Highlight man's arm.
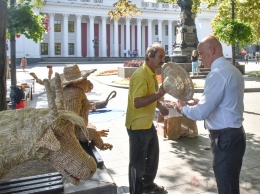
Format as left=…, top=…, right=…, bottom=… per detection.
left=134, top=85, right=166, bottom=109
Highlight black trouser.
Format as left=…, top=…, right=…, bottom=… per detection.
left=127, top=124, right=159, bottom=194
left=209, top=126, right=246, bottom=194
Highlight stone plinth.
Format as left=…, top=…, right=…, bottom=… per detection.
left=118, top=67, right=138, bottom=78
left=176, top=63, right=192, bottom=73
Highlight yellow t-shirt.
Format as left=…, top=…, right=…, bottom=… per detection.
left=125, top=62, right=158, bottom=130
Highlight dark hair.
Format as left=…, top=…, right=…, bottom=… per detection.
left=145, top=42, right=164, bottom=62
left=10, top=87, right=24, bottom=103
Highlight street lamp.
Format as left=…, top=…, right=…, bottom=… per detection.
left=92, top=36, right=99, bottom=57
left=92, top=36, right=100, bottom=48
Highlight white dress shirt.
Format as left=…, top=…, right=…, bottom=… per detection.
left=182, top=57, right=244, bottom=130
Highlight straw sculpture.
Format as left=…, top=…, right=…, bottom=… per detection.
left=29, top=67, right=113, bottom=110
left=161, top=100, right=198, bottom=139
left=61, top=64, right=113, bottom=150
left=29, top=67, right=96, bottom=91
left=0, top=77, right=97, bottom=185
left=30, top=65, right=113, bottom=149
left=90, top=91, right=117, bottom=111
left=162, top=62, right=194, bottom=101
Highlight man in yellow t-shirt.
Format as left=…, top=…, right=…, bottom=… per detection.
left=125, top=43, right=169, bottom=194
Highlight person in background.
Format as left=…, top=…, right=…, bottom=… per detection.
left=20, top=57, right=27, bottom=72
left=175, top=36, right=246, bottom=194
left=125, top=42, right=169, bottom=194
left=191, top=49, right=199, bottom=76
left=255, top=53, right=259, bottom=64
left=244, top=53, right=249, bottom=64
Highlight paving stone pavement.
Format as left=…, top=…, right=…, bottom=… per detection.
left=11, top=62, right=260, bottom=194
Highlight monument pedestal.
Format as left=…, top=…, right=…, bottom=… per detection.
left=172, top=0, right=198, bottom=63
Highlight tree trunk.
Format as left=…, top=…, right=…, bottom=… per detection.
left=0, top=0, right=8, bottom=111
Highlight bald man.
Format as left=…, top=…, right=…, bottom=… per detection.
left=176, top=36, right=246, bottom=194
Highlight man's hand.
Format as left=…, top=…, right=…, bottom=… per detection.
left=157, top=85, right=167, bottom=99
left=187, top=98, right=199, bottom=106
left=157, top=101, right=169, bottom=116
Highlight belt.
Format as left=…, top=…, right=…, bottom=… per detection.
left=209, top=127, right=242, bottom=134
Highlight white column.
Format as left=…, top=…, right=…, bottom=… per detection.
left=142, top=24, right=146, bottom=57
left=168, top=20, right=173, bottom=56
left=137, top=18, right=142, bottom=58
left=76, top=15, right=82, bottom=57
left=148, top=19, right=153, bottom=46
left=48, top=13, right=55, bottom=57
left=114, top=20, right=119, bottom=57
left=121, top=23, right=124, bottom=57
left=101, top=16, right=107, bottom=57
left=89, top=15, right=95, bottom=57
left=126, top=18, right=130, bottom=57
left=131, top=23, right=135, bottom=50
left=63, top=14, right=69, bottom=57
left=158, top=19, right=163, bottom=44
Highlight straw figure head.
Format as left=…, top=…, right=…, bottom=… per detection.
left=62, top=64, right=96, bottom=87
left=162, top=62, right=194, bottom=101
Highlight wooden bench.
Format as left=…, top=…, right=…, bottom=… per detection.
left=0, top=172, right=64, bottom=194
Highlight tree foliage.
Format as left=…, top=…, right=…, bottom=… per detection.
left=108, top=0, right=141, bottom=22
left=157, top=0, right=257, bottom=45
left=7, top=2, right=47, bottom=42
left=192, top=0, right=258, bottom=44
left=213, top=19, right=252, bottom=47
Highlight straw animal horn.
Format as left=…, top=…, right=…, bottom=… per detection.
left=54, top=73, right=65, bottom=110
left=43, top=79, right=59, bottom=118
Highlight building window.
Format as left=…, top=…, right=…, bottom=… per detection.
left=155, top=25, right=158, bottom=35
left=41, top=43, right=48, bottom=55
left=69, top=43, right=75, bottom=55
left=55, top=43, right=61, bottom=55
left=54, top=20, right=61, bottom=32
left=68, top=21, right=74, bottom=32
left=165, top=25, right=168, bottom=36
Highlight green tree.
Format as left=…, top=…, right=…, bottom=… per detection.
left=7, top=2, right=47, bottom=43
left=0, top=0, right=46, bottom=111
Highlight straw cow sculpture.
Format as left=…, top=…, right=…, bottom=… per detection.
left=0, top=75, right=111, bottom=185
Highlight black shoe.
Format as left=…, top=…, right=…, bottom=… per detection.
left=143, top=183, right=168, bottom=194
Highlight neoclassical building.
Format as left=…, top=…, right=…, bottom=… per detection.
left=13, top=0, right=232, bottom=60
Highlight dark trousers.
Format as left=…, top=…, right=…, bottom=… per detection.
left=209, top=126, right=246, bottom=194
left=127, top=124, right=159, bottom=194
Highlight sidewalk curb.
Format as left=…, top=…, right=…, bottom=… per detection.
left=91, top=76, right=260, bottom=93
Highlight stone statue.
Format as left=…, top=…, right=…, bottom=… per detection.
left=177, top=0, right=192, bottom=12
left=172, top=0, right=198, bottom=62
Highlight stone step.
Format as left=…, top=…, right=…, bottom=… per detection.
left=199, top=68, right=211, bottom=72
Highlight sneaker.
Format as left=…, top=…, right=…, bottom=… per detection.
left=143, top=183, right=168, bottom=194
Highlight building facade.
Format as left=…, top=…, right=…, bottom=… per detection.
left=13, top=0, right=232, bottom=60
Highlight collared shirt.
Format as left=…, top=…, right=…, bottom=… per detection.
left=125, top=62, right=158, bottom=130
left=183, top=57, right=244, bottom=130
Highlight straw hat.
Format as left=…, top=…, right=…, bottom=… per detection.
left=62, top=64, right=96, bottom=87
left=161, top=62, right=194, bottom=101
